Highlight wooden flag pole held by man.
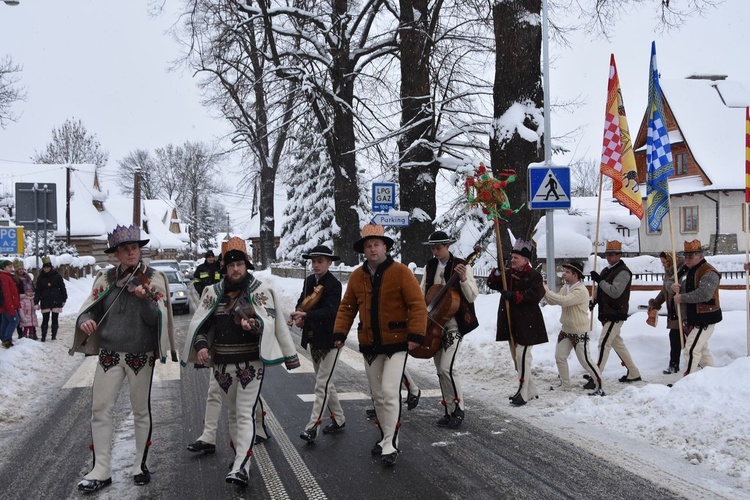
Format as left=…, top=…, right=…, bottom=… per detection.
left=592, top=54, right=644, bottom=328
left=645, top=41, right=683, bottom=346
left=745, top=107, right=750, bottom=355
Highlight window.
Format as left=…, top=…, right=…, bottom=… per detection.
left=681, top=206, right=699, bottom=233
left=675, top=153, right=688, bottom=175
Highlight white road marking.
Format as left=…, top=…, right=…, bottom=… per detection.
left=297, top=389, right=441, bottom=403
left=261, top=398, right=326, bottom=499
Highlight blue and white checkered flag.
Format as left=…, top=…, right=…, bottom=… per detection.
left=646, top=42, right=674, bottom=232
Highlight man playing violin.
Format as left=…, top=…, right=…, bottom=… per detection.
left=73, top=225, right=177, bottom=493
left=420, top=231, right=479, bottom=429
left=183, top=237, right=300, bottom=488
left=291, top=245, right=345, bottom=443
left=333, top=223, right=426, bottom=467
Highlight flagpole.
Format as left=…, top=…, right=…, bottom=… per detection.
left=493, top=219, right=517, bottom=370
left=590, top=174, right=604, bottom=330
left=666, top=196, right=684, bottom=350
left=745, top=203, right=750, bottom=356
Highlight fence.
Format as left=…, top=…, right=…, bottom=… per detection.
left=271, top=264, right=748, bottom=292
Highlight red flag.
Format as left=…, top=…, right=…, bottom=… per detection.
left=601, top=54, right=644, bottom=219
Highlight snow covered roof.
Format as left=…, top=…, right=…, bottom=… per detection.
left=105, top=197, right=187, bottom=252
left=0, top=163, right=109, bottom=237
left=660, top=78, right=750, bottom=192
left=535, top=196, right=641, bottom=258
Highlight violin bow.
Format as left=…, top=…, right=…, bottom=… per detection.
left=68, top=262, right=143, bottom=355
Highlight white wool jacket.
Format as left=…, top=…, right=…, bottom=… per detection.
left=544, top=281, right=590, bottom=335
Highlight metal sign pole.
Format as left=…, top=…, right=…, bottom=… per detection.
left=33, top=184, right=39, bottom=269
left=42, top=184, right=49, bottom=256
left=542, top=0, right=556, bottom=291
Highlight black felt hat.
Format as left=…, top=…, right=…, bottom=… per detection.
left=302, top=245, right=340, bottom=261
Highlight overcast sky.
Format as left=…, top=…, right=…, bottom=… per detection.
left=1, top=0, right=748, bottom=207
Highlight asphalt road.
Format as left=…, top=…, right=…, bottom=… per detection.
left=0, top=301, right=685, bottom=500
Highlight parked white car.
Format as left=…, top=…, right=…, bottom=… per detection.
left=149, top=259, right=181, bottom=273
left=162, top=269, right=190, bottom=314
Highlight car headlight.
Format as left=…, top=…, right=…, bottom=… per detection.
left=175, top=291, right=186, bottom=298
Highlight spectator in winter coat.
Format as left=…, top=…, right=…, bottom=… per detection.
left=0, top=259, right=22, bottom=348
left=34, top=256, right=67, bottom=342
left=14, top=260, right=38, bottom=340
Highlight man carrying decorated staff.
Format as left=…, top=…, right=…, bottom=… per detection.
left=589, top=240, right=641, bottom=383
left=670, top=239, right=722, bottom=376
left=487, top=239, right=548, bottom=406
left=544, top=261, right=604, bottom=396
left=73, top=225, right=177, bottom=493
left=420, top=230, right=478, bottom=428
left=291, top=245, right=345, bottom=443
left=193, top=250, right=221, bottom=297
left=183, top=237, right=300, bottom=487
left=333, top=223, right=427, bottom=467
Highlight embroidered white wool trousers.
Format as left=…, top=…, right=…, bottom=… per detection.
left=305, top=349, right=345, bottom=431
left=365, top=351, right=407, bottom=456
left=597, top=321, right=641, bottom=379
left=434, top=330, right=463, bottom=414
left=86, top=350, right=155, bottom=481
left=217, top=361, right=264, bottom=475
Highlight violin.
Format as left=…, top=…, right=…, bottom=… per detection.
left=123, top=264, right=164, bottom=303
left=287, top=284, right=324, bottom=326
left=410, top=245, right=482, bottom=359
left=232, top=296, right=257, bottom=328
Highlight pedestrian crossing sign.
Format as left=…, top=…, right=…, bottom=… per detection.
left=528, top=166, right=571, bottom=210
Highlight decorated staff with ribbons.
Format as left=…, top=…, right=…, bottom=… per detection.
left=465, top=163, right=521, bottom=366
left=73, top=225, right=177, bottom=493
left=183, top=237, right=300, bottom=487
left=545, top=261, right=604, bottom=396
left=420, top=230, right=478, bottom=428
left=292, top=245, right=346, bottom=443
left=669, top=239, right=722, bottom=376
left=589, top=240, right=641, bottom=383
left=487, top=239, right=548, bottom=406
left=333, top=223, right=426, bottom=467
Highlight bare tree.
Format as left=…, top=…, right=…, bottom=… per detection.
left=0, top=55, right=26, bottom=129
left=570, top=157, right=612, bottom=197
left=251, top=0, right=398, bottom=265
left=116, top=149, right=162, bottom=199
left=176, top=0, right=298, bottom=268
left=32, top=118, right=109, bottom=168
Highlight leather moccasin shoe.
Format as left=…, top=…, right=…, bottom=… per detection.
left=381, top=452, right=398, bottom=466
left=134, top=467, right=150, bottom=486
left=299, top=428, right=316, bottom=443
left=406, top=389, right=421, bottom=410
left=322, top=420, right=345, bottom=434
left=225, top=469, right=248, bottom=487
left=77, top=478, right=112, bottom=493
left=187, top=440, right=216, bottom=453
left=436, top=414, right=451, bottom=427
left=618, top=375, right=642, bottom=383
